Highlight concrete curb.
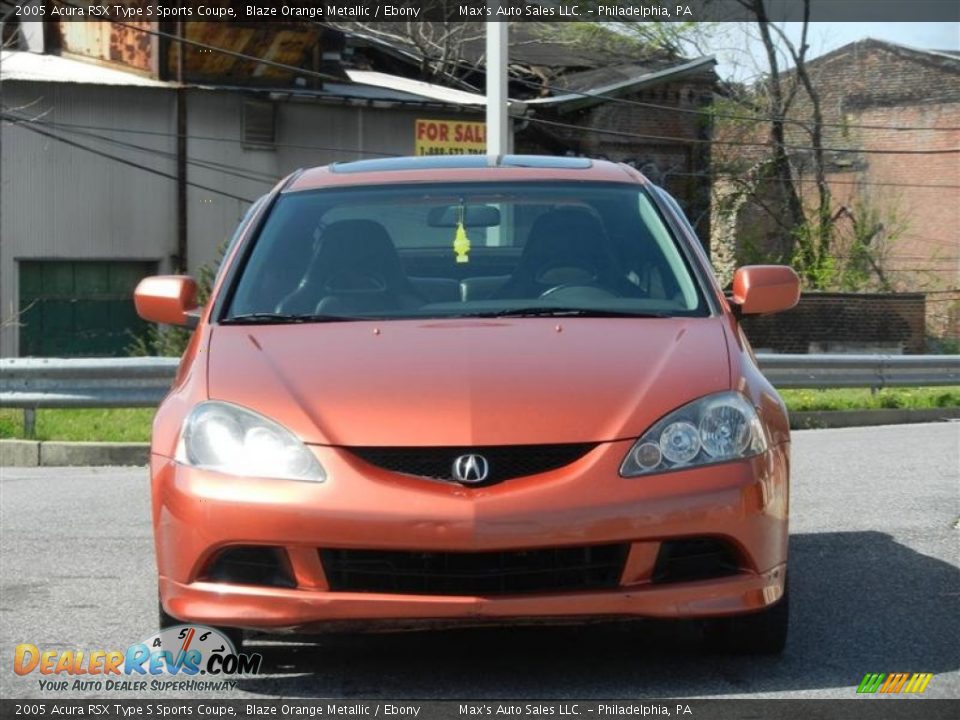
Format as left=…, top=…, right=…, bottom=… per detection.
left=1, top=440, right=148, bottom=467
left=790, top=407, right=960, bottom=429
left=0, top=439, right=40, bottom=467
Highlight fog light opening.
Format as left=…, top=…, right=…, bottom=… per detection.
left=200, top=546, right=296, bottom=588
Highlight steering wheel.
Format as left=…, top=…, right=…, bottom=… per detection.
left=538, top=284, right=620, bottom=300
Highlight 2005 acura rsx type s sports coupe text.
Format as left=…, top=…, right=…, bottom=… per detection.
left=135, top=155, right=800, bottom=654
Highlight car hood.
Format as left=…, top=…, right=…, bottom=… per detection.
left=207, top=317, right=731, bottom=446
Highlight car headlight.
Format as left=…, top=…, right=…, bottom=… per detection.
left=620, top=392, right=767, bottom=477
left=175, top=401, right=326, bottom=482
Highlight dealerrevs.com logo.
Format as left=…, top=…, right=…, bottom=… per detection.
left=13, top=625, right=262, bottom=692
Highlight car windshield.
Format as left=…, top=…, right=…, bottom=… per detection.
left=224, top=181, right=710, bottom=322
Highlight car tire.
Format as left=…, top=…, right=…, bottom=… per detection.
left=702, top=582, right=789, bottom=655
left=157, top=597, right=245, bottom=652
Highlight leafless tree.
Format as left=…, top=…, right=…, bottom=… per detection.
left=321, top=3, right=488, bottom=88
left=720, top=0, right=841, bottom=287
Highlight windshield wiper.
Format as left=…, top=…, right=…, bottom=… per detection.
left=220, top=312, right=356, bottom=325
left=467, top=307, right=669, bottom=319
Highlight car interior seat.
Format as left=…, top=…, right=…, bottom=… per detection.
left=493, top=207, right=625, bottom=299
left=277, top=219, right=424, bottom=315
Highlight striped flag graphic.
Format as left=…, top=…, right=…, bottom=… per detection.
left=857, top=672, right=932, bottom=694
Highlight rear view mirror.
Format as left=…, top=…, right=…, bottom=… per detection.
left=730, top=265, right=800, bottom=315
left=134, top=275, right=200, bottom=327
left=428, top=205, right=501, bottom=227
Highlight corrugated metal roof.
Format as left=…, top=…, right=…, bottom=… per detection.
left=0, top=51, right=487, bottom=108
left=0, top=51, right=174, bottom=88
left=524, top=57, right=716, bottom=113
left=339, top=22, right=669, bottom=71
left=2, top=49, right=712, bottom=113
left=345, top=70, right=487, bottom=106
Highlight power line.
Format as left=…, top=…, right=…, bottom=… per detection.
left=11, top=112, right=956, bottom=268
left=5, top=16, right=958, bottom=210
left=518, top=73, right=960, bottom=135
left=322, top=23, right=960, bottom=134
left=2, top=116, right=405, bottom=157
left=8, top=115, right=960, bottom=194
left=4, top=113, right=278, bottom=185
left=822, top=255, right=959, bottom=261
left=526, top=116, right=960, bottom=156
left=12, top=14, right=959, bottom=158
left=54, top=11, right=960, bottom=136
left=662, top=169, right=960, bottom=191
left=5, top=119, right=956, bottom=287
left=2, top=112, right=256, bottom=203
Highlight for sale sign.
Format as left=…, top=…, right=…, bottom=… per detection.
left=415, top=119, right=486, bottom=155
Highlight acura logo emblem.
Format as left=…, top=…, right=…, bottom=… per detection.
left=452, top=454, right=490, bottom=484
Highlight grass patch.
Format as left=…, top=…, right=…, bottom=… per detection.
left=779, top=386, right=960, bottom=412
left=1, top=387, right=957, bottom=442
left=0, top=408, right=155, bottom=442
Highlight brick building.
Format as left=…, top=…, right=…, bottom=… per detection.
left=714, top=39, right=959, bottom=344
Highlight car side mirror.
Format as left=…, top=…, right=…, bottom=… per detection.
left=134, top=275, right=200, bottom=327
left=730, top=265, right=800, bottom=316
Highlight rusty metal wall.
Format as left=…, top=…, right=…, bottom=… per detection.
left=54, top=20, right=321, bottom=85
left=58, top=20, right=156, bottom=75
left=173, top=24, right=321, bottom=84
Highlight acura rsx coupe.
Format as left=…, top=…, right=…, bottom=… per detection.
left=135, top=155, right=800, bottom=654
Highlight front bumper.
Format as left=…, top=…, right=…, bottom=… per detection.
left=152, top=440, right=789, bottom=632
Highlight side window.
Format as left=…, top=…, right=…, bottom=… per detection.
left=654, top=187, right=698, bottom=239
left=229, top=195, right=324, bottom=315
left=216, top=195, right=268, bottom=285
left=637, top=192, right=699, bottom=310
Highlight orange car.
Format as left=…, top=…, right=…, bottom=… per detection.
left=135, top=156, right=799, bottom=654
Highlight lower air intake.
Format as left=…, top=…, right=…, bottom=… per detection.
left=320, top=544, right=629, bottom=596
left=201, top=546, right=296, bottom=588
left=652, top=538, right=741, bottom=584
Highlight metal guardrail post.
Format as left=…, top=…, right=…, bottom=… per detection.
left=23, top=407, right=36, bottom=438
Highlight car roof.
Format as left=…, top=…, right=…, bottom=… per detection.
left=285, top=155, right=646, bottom=192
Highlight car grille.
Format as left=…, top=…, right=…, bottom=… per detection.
left=345, top=443, right=596, bottom=485
left=320, top=544, right=629, bottom=596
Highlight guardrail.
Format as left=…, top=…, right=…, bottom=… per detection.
left=758, top=354, right=960, bottom=389
left=0, top=357, right=178, bottom=436
left=2, top=354, right=959, bottom=436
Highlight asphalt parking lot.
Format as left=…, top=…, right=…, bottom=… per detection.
left=1, top=423, right=958, bottom=700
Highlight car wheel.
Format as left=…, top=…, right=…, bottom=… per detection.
left=157, top=596, right=244, bottom=652
left=702, top=583, right=789, bottom=655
